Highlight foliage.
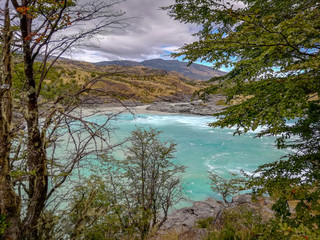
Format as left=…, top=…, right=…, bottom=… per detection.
left=246, top=103, right=320, bottom=230
left=197, top=217, right=215, bottom=229
left=208, top=171, right=244, bottom=205
left=204, top=206, right=266, bottom=240
left=165, top=0, right=320, bottom=238
left=202, top=206, right=320, bottom=240
left=165, top=0, right=319, bottom=134
left=65, top=174, right=136, bottom=240
left=276, top=222, right=320, bottom=240
left=120, top=128, right=186, bottom=239
left=62, top=128, right=186, bottom=240
left=12, top=62, right=81, bottom=102
left=0, top=215, right=8, bottom=237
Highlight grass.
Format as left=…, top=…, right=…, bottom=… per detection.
left=52, top=60, right=203, bottom=103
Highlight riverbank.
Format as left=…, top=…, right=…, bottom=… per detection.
left=80, top=104, right=179, bottom=116
left=80, top=95, right=227, bottom=116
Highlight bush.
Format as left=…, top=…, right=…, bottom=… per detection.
left=205, top=206, right=266, bottom=240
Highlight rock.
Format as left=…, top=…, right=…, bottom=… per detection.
left=231, top=193, right=252, bottom=205
left=160, top=198, right=225, bottom=231
left=154, top=194, right=275, bottom=240
left=146, top=98, right=226, bottom=115
left=230, top=194, right=274, bottom=222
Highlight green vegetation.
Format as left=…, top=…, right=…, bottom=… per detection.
left=0, top=214, right=8, bottom=237
left=215, top=99, right=228, bottom=106
left=208, top=171, right=244, bottom=206
left=118, top=128, right=186, bottom=239
left=166, top=0, right=320, bottom=238
left=197, top=217, right=215, bottom=229
left=1, top=0, right=318, bottom=238
left=43, top=128, right=185, bottom=239
left=12, top=62, right=81, bottom=103
left=203, top=206, right=265, bottom=240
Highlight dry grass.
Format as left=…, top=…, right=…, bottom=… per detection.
left=53, top=60, right=204, bottom=103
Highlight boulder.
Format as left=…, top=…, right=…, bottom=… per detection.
left=160, top=198, right=225, bottom=231
left=231, top=193, right=252, bottom=205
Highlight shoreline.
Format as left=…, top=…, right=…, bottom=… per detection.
left=78, top=104, right=181, bottom=116
left=78, top=99, right=226, bottom=117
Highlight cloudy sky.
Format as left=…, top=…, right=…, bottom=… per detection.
left=70, top=0, right=200, bottom=64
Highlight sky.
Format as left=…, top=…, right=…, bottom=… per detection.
left=1, top=0, right=240, bottom=71
left=69, top=0, right=201, bottom=64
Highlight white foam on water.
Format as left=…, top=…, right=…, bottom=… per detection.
left=205, top=160, right=215, bottom=171
left=213, top=153, right=230, bottom=158
left=130, top=114, right=218, bottom=129
left=82, top=113, right=291, bottom=203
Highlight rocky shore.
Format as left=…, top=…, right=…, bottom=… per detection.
left=79, top=95, right=227, bottom=116
left=154, top=194, right=274, bottom=240
left=146, top=100, right=226, bottom=115
left=145, top=94, right=227, bottom=115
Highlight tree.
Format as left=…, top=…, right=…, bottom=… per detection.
left=165, top=0, right=318, bottom=133
left=121, top=128, right=186, bottom=239
left=208, top=171, right=244, bottom=206
left=61, top=128, right=186, bottom=240
left=63, top=174, right=128, bottom=240
left=0, top=0, right=127, bottom=239
left=165, top=0, right=319, bottom=236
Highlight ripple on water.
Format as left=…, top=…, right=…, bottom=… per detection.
left=89, top=113, right=290, bottom=203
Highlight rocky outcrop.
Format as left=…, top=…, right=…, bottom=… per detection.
left=146, top=96, right=227, bottom=115
left=155, top=194, right=274, bottom=240
left=161, top=198, right=226, bottom=231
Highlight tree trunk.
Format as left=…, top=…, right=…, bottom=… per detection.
left=0, top=1, right=21, bottom=239
left=18, top=11, right=48, bottom=240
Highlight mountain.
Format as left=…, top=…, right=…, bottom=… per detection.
left=94, top=59, right=225, bottom=81
left=52, top=59, right=203, bottom=104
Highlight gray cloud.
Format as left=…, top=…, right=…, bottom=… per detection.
left=69, top=0, right=198, bottom=62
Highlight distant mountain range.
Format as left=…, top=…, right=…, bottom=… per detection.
left=94, top=59, right=225, bottom=81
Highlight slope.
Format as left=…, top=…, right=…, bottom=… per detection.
left=51, top=59, right=203, bottom=104
left=95, top=58, right=225, bottom=80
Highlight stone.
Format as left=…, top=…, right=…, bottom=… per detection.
left=231, top=193, right=252, bottom=205
left=146, top=98, right=226, bottom=115
left=160, top=198, right=225, bottom=231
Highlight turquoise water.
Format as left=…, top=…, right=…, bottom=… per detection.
left=89, top=113, right=287, bottom=204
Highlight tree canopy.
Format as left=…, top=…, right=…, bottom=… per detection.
left=165, top=0, right=320, bottom=237
left=165, top=0, right=319, bottom=133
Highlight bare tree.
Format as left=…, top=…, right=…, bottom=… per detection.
left=0, top=0, right=128, bottom=239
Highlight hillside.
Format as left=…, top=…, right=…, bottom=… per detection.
left=94, top=58, right=225, bottom=80
left=52, top=59, right=203, bottom=104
